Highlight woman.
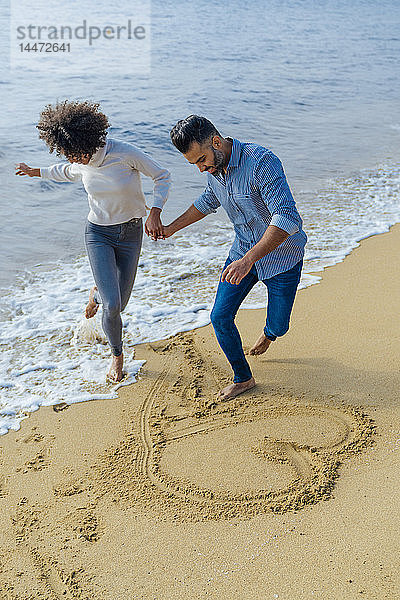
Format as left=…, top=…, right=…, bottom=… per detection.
left=16, top=99, right=170, bottom=382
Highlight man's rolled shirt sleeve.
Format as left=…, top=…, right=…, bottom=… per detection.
left=270, top=213, right=299, bottom=235
left=254, top=153, right=301, bottom=235
left=193, top=183, right=221, bottom=215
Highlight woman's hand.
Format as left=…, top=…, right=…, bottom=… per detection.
left=145, top=207, right=165, bottom=240
left=15, top=163, right=40, bottom=177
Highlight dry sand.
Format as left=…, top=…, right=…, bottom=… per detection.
left=0, top=225, right=399, bottom=599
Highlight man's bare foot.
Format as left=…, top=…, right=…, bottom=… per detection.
left=85, top=286, right=99, bottom=319
left=248, top=333, right=272, bottom=356
left=106, top=353, right=125, bottom=383
left=217, top=377, right=256, bottom=401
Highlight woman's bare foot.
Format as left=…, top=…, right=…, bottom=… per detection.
left=106, top=353, right=125, bottom=383
left=217, top=377, right=256, bottom=401
left=248, top=333, right=272, bottom=356
left=85, top=286, right=99, bottom=319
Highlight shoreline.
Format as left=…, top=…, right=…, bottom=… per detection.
left=0, top=224, right=399, bottom=599
left=1, top=217, right=400, bottom=437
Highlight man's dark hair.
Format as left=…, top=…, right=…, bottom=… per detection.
left=37, top=99, right=110, bottom=160
left=170, top=115, right=221, bottom=153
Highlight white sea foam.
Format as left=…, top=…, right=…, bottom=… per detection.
left=0, top=163, right=399, bottom=435
left=0, top=243, right=215, bottom=435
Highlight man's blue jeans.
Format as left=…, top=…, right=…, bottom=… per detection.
left=210, top=258, right=303, bottom=383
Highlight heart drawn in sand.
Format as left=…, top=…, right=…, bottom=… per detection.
left=123, top=334, right=376, bottom=520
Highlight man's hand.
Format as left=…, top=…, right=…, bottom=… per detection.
left=221, top=257, right=253, bottom=285
left=15, top=163, right=40, bottom=177
left=145, top=207, right=164, bottom=240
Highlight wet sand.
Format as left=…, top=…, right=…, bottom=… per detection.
left=0, top=225, right=399, bottom=599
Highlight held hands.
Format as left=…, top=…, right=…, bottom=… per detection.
left=221, top=256, right=254, bottom=285
left=145, top=204, right=203, bottom=241
left=145, top=207, right=165, bottom=240
left=145, top=208, right=176, bottom=241
left=15, top=163, right=40, bottom=177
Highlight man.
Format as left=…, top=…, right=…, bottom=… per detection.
left=162, top=115, right=307, bottom=400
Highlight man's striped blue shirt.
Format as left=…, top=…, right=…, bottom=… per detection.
left=193, top=138, right=307, bottom=280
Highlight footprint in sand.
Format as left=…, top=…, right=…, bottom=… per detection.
left=4, top=497, right=101, bottom=598
left=12, top=428, right=53, bottom=475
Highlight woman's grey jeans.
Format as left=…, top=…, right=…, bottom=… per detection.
left=84, top=218, right=143, bottom=356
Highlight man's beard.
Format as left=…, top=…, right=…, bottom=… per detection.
left=210, top=147, right=226, bottom=175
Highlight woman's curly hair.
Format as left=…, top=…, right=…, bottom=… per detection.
left=37, top=100, right=110, bottom=160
